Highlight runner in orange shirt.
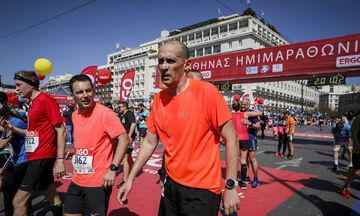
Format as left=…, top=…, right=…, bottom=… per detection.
left=284, top=111, right=295, bottom=160
left=118, top=41, right=240, bottom=216
left=63, top=75, right=128, bottom=216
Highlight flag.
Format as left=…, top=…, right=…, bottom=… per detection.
left=119, top=70, right=135, bottom=102
left=253, top=97, right=259, bottom=110
left=81, top=66, right=98, bottom=87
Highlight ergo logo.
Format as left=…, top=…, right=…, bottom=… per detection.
left=121, top=78, right=133, bottom=100
left=26, top=131, right=35, bottom=137
left=201, top=71, right=211, bottom=79
left=75, top=149, right=89, bottom=156
left=336, top=54, right=360, bottom=68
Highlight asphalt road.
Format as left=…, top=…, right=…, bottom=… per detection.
left=253, top=125, right=359, bottom=216
left=1, top=125, right=359, bottom=216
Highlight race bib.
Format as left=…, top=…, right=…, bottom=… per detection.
left=72, top=148, right=94, bottom=174
left=25, top=131, right=39, bottom=152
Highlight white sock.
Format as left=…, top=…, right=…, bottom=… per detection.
left=348, top=162, right=353, bottom=167
left=334, top=160, right=338, bottom=165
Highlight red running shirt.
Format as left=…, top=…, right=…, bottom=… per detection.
left=232, top=112, right=249, bottom=140
left=27, top=92, right=64, bottom=160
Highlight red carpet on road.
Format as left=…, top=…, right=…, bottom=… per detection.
left=57, top=148, right=316, bottom=216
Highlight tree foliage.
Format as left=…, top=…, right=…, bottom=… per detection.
left=242, top=8, right=257, bottom=19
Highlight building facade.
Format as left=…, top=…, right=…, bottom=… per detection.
left=319, top=85, right=359, bottom=112
left=100, top=14, right=319, bottom=111
left=40, top=73, right=73, bottom=92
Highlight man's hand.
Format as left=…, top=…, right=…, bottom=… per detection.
left=54, top=159, right=66, bottom=179
left=117, top=180, right=133, bottom=205
left=223, top=188, right=240, bottom=215
left=240, top=119, right=250, bottom=125
left=159, top=175, right=165, bottom=188
left=0, top=117, right=15, bottom=132
left=102, top=170, right=116, bottom=188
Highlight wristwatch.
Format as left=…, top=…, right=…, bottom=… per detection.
left=225, top=179, right=238, bottom=189
left=110, top=164, right=118, bottom=171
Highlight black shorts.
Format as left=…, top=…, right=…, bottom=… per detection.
left=64, top=181, right=112, bottom=215
left=239, top=140, right=257, bottom=152
left=0, top=153, right=11, bottom=169
left=139, top=128, right=147, bottom=137
left=159, top=177, right=221, bottom=216
left=353, top=153, right=360, bottom=170
left=284, top=134, right=294, bottom=142
left=19, top=158, right=55, bottom=191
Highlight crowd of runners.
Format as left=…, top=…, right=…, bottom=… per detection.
left=0, top=40, right=359, bottom=216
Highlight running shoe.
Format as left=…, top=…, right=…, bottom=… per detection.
left=244, top=176, right=251, bottom=184
left=342, top=186, right=351, bottom=198
left=287, top=155, right=294, bottom=160
left=281, top=153, right=285, bottom=157
left=333, top=165, right=338, bottom=171
left=275, top=152, right=280, bottom=157
left=240, top=181, right=247, bottom=190
left=252, top=177, right=259, bottom=188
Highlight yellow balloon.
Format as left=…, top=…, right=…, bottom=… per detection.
left=34, top=58, right=53, bottom=75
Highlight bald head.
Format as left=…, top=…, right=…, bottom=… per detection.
left=186, top=69, right=203, bottom=81
left=162, top=40, right=189, bottom=60
left=240, top=98, right=250, bottom=112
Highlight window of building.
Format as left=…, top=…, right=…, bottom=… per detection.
left=196, top=48, right=203, bottom=57
left=220, top=25, right=227, bottom=33
left=228, top=42, right=232, bottom=49
left=213, top=45, right=221, bottom=53
left=196, top=32, right=202, bottom=39
left=189, top=50, right=195, bottom=58
left=205, top=46, right=212, bottom=55
left=188, top=34, right=194, bottom=41
left=239, top=20, right=248, bottom=28
left=229, top=23, right=237, bottom=31
left=203, top=30, right=210, bottom=37
left=330, top=87, right=334, bottom=93
left=211, top=28, right=218, bottom=35
left=238, top=39, right=242, bottom=47
left=181, top=36, right=187, bottom=42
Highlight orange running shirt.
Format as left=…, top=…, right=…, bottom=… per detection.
left=286, top=116, right=295, bottom=134
left=71, top=103, right=125, bottom=187
left=146, top=79, right=232, bottom=194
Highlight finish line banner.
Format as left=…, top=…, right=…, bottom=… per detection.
left=155, top=33, right=360, bottom=88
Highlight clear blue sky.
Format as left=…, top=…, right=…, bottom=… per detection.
left=1, top=0, right=359, bottom=85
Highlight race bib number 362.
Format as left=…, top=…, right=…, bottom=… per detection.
left=72, top=148, right=94, bottom=174
left=25, top=131, right=39, bottom=152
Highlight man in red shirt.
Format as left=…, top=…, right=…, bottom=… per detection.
left=10, top=71, right=66, bottom=216
left=118, top=41, right=240, bottom=215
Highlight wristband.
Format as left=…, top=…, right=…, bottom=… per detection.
left=57, top=158, right=64, bottom=160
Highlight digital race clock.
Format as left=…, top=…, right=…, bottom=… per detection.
left=307, top=75, right=345, bottom=86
